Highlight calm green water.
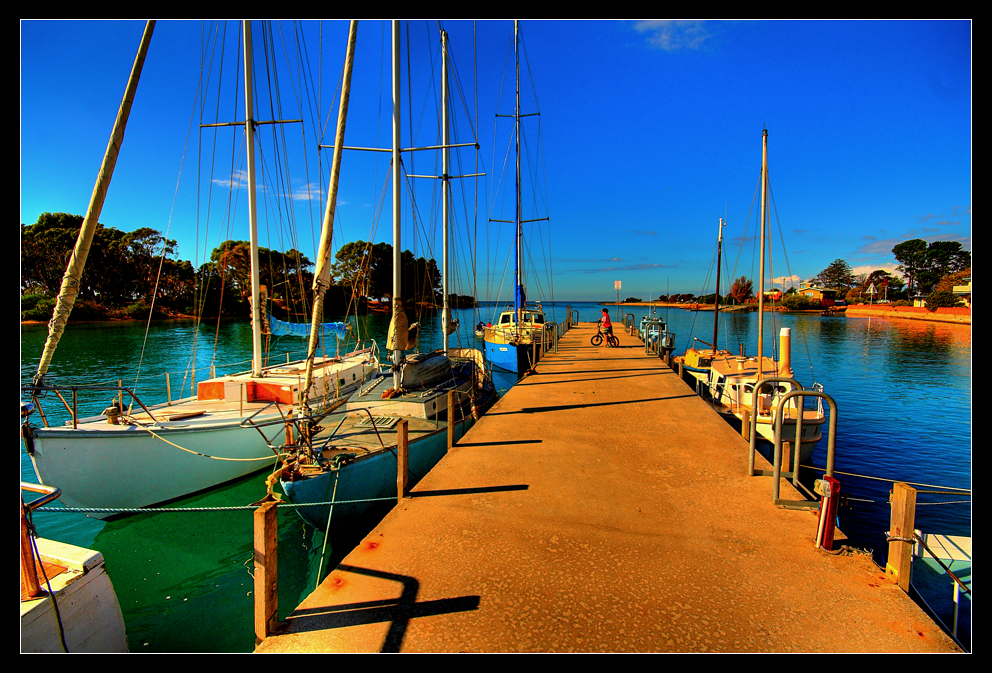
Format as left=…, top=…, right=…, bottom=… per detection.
left=21, top=303, right=971, bottom=652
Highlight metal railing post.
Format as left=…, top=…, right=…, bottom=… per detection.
left=771, top=389, right=837, bottom=507
left=748, top=376, right=802, bottom=477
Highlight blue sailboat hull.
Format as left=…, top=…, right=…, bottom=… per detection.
left=281, top=420, right=473, bottom=531
left=485, top=340, right=528, bottom=374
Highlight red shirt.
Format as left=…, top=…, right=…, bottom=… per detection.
left=601, top=313, right=611, bottom=328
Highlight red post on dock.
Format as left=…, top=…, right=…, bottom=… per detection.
left=21, top=496, right=42, bottom=599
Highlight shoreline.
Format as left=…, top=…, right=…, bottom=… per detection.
left=601, top=302, right=972, bottom=325
left=844, top=306, right=971, bottom=325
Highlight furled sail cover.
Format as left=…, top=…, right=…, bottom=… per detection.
left=268, top=314, right=348, bottom=341
left=386, top=298, right=416, bottom=350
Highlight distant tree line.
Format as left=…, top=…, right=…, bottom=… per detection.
left=21, top=212, right=452, bottom=322
left=647, top=238, right=970, bottom=312
left=811, top=239, right=970, bottom=309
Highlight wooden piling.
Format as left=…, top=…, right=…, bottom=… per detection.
left=397, top=419, right=409, bottom=502
left=253, top=501, right=280, bottom=644
left=447, top=390, right=455, bottom=451
left=885, top=482, right=917, bottom=591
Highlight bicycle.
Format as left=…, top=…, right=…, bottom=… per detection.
left=591, top=321, right=620, bottom=348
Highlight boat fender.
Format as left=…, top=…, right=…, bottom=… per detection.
left=21, top=421, right=34, bottom=456
left=103, top=399, right=124, bottom=425
left=330, top=453, right=356, bottom=469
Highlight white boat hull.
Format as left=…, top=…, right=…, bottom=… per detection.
left=21, top=538, right=128, bottom=652
left=25, top=351, right=377, bottom=517
left=29, top=415, right=283, bottom=517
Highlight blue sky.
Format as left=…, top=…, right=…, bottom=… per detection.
left=21, top=20, right=971, bottom=303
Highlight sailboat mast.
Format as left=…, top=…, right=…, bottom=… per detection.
left=513, top=19, right=523, bottom=320
left=712, top=217, right=725, bottom=353
left=34, top=20, right=156, bottom=387
left=303, top=20, right=358, bottom=407
left=243, top=21, right=264, bottom=378
left=756, top=128, right=768, bottom=365
left=442, top=29, right=451, bottom=354
left=391, top=19, right=403, bottom=389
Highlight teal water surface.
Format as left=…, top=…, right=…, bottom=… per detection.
left=21, top=302, right=971, bottom=651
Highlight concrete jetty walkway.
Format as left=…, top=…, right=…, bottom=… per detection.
left=256, top=323, right=961, bottom=653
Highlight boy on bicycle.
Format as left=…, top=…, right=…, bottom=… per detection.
left=600, top=308, right=613, bottom=339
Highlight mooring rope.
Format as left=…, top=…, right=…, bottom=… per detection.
left=35, top=496, right=396, bottom=515
left=137, top=425, right=283, bottom=462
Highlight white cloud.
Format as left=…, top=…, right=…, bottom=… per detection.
left=633, top=20, right=711, bottom=51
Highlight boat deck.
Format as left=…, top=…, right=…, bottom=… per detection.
left=295, top=410, right=457, bottom=467
left=255, top=322, right=961, bottom=653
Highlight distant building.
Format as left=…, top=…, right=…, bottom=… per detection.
left=952, top=277, right=972, bottom=307
left=798, top=281, right=838, bottom=307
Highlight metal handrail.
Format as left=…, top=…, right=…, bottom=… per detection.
left=772, top=389, right=837, bottom=507
left=913, top=532, right=971, bottom=596
left=546, top=322, right=560, bottom=353
left=22, top=482, right=62, bottom=512
left=748, top=376, right=803, bottom=477
left=21, top=482, right=63, bottom=601
left=25, top=383, right=162, bottom=428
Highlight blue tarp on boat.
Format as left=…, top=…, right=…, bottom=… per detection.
left=268, top=314, right=348, bottom=341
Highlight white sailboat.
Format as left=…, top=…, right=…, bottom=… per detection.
left=21, top=21, right=378, bottom=517
left=483, top=20, right=551, bottom=376
left=701, top=130, right=826, bottom=461
left=673, top=217, right=734, bottom=385
left=278, top=21, right=497, bottom=531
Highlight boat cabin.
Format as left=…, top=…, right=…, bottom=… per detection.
left=494, top=306, right=546, bottom=329
left=707, top=356, right=789, bottom=414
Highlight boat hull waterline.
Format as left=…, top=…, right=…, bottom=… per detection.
left=281, top=418, right=472, bottom=531
left=26, top=352, right=376, bottom=516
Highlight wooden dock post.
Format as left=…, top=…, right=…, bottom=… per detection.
left=447, top=390, right=455, bottom=451
left=253, top=501, right=280, bottom=644
left=885, top=482, right=917, bottom=591
left=781, top=441, right=793, bottom=474
left=397, top=419, right=409, bottom=502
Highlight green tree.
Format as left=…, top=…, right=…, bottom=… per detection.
left=20, top=212, right=179, bottom=309
left=332, top=241, right=391, bottom=299
left=850, top=269, right=905, bottom=302
left=814, top=259, right=855, bottom=291
left=924, top=290, right=961, bottom=312
left=330, top=241, right=442, bottom=306
left=402, top=250, right=442, bottom=306
left=935, top=267, right=971, bottom=294
left=782, top=293, right=817, bottom=310
left=892, top=239, right=929, bottom=293
left=892, top=239, right=969, bottom=295
left=210, top=240, right=254, bottom=301
left=917, top=241, right=970, bottom=294
left=206, top=240, right=316, bottom=316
